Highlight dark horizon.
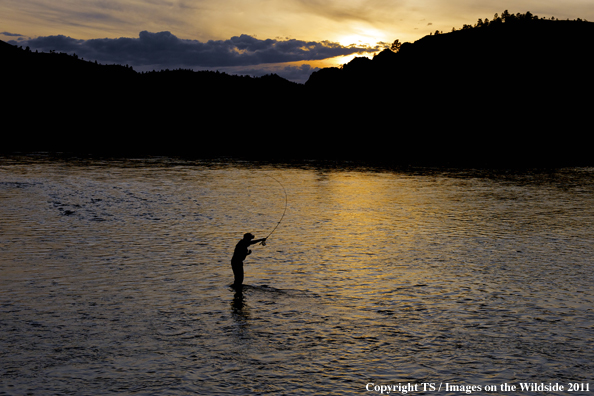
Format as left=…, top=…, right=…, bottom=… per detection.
left=4, top=12, right=593, bottom=167
left=5, top=11, right=593, bottom=84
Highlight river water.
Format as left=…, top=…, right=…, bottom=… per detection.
left=1, top=156, right=593, bottom=395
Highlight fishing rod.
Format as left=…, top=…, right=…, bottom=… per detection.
left=260, top=174, right=287, bottom=246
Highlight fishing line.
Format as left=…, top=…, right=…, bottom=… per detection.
left=260, top=174, right=288, bottom=245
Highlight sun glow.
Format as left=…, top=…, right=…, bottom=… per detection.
left=335, top=24, right=386, bottom=47
left=339, top=24, right=389, bottom=45
left=328, top=25, right=388, bottom=67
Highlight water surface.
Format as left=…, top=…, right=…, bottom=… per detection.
left=1, top=156, right=593, bottom=395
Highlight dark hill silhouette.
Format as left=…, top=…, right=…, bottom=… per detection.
left=305, top=13, right=594, bottom=166
left=3, top=42, right=304, bottom=158
left=307, top=14, right=594, bottom=92
left=3, top=12, right=593, bottom=166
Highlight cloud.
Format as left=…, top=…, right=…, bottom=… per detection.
left=290, top=0, right=376, bottom=23
left=276, top=64, right=319, bottom=82
left=209, top=63, right=320, bottom=84
left=1, top=32, right=27, bottom=40
left=11, top=31, right=379, bottom=69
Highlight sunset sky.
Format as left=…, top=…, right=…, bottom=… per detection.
left=2, top=0, right=592, bottom=82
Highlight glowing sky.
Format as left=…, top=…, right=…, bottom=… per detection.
left=2, top=0, right=592, bottom=82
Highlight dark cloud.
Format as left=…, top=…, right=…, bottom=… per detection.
left=276, top=64, right=319, bottom=83
left=2, top=32, right=25, bottom=37
left=11, top=31, right=379, bottom=69
left=214, top=63, right=320, bottom=84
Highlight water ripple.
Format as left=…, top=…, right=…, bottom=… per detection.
left=1, top=157, right=593, bottom=394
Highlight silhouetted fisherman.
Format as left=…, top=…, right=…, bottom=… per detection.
left=231, top=233, right=266, bottom=288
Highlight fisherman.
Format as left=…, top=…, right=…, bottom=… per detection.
left=231, top=233, right=266, bottom=288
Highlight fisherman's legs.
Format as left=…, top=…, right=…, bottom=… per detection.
left=231, top=260, right=244, bottom=287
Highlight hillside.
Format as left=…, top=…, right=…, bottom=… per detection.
left=2, top=40, right=304, bottom=158
left=304, top=13, right=594, bottom=165
left=3, top=13, right=593, bottom=166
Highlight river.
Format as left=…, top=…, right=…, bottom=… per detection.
left=1, top=155, right=593, bottom=395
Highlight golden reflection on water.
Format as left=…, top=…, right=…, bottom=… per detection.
left=1, top=158, right=594, bottom=394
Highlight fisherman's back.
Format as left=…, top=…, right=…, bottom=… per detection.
left=232, top=239, right=251, bottom=262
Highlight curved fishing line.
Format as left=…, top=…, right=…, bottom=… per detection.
left=263, top=174, right=288, bottom=242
